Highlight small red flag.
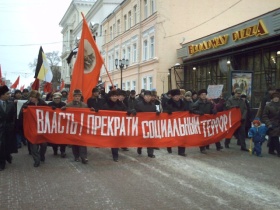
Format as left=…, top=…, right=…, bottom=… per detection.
left=31, top=78, right=40, bottom=90
left=10, top=76, right=20, bottom=89
left=20, top=85, right=25, bottom=91
left=43, top=82, right=52, bottom=93
left=68, top=13, right=104, bottom=102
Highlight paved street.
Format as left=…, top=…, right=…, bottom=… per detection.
left=1, top=139, right=280, bottom=210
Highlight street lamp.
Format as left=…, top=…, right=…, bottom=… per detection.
left=227, top=60, right=231, bottom=95
left=115, top=58, right=129, bottom=90
left=193, top=67, right=196, bottom=90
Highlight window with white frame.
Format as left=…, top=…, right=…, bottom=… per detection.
left=144, top=0, right=148, bottom=19
left=126, top=81, right=131, bottom=90
left=124, top=15, right=127, bottom=31
left=127, top=47, right=131, bottom=62
left=150, top=0, right=155, bottom=14
left=104, top=30, right=107, bottom=43
left=147, top=76, right=153, bottom=90
left=150, top=36, right=154, bottom=58
left=100, top=25, right=102, bottom=36
left=115, top=51, right=119, bottom=62
left=108, top=56, right=112, bottom=71
left=117, top=19, right=120, bottom=35
left=110, top=27, right=113, bottom=40
left=132, top=81, right=136, bottom=91
left=143, top=40, right=148, bottom=61
left=134, top=5, right=137, bottom=24
left=113, top=24, right=116, bottom=39
left=133, top=43, right=137, bottom=62
left=128, top=11, right=131, bottom=28
left=142, top=77, right=147, bottom=90
left=122, top=49, right=126, bottom=59
left=122, top=82, right=125, bottom=90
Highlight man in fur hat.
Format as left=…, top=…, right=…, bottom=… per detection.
left=0, top=85, right=17, bottom=171
left=163, top=88, right=187, bottom=156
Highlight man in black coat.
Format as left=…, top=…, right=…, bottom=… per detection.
left=87, top=87, right=105, bottom=111
left=0, top=85, right=18, bottom=171
left=191, top=89, right=223, bottom=154
left=163, top=89, right=187, bottom=156
left=135, top=90, right=159, bottom=158
left=102, top=90, right=127, bottom=162
left=48, top=92, right=67, bottom=158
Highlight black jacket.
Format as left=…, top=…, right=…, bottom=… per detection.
left=102, top=100, right=127, bottom=111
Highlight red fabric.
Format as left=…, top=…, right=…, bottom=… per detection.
left=43, top=82, right=52, bottom=93
left=31, top=78, right=40, bottom=90
left=20, top=85, right=25, bottom=91
left=68, top=13, right=103, bottom=102
left=10, top=76, right=20, bottom=89
left=23, top=107, right=241, bottom=147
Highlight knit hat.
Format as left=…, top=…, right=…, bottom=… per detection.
left=271, top=92, right=280, bottom=99
left=53, top=92, right=62, bottom=99
left=73, top=89, right=82, bottom=96
left=185, top=91, right=192, bottom=97
left=144, top=90, right=152, bottom=96
left=108, top=90, right=118, bottom=97
left=252, top=118, right=261, bottom=126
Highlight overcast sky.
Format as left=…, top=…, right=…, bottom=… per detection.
left=0, top=0, right=72, bottom=88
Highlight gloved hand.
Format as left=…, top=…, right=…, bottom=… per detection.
left=156, top=111, right=160, bottom=116
left=131, top=109, right=137, bottom=116
left=22, top=105, right=28, bottom=109
left=61, top=106, right=66, bottom=110
left=233, top=105, right=240, bottom=108
left=51, top=106, right=56, bottom=110
left=127, top=110, right=132, bottom=116
left=212, top=109, right=217, bottom=115
left=90, top=107, right=95, bottom=111
left=167, top=110, right=172, bottom=115
left=95, top=109, right=99, bottom=113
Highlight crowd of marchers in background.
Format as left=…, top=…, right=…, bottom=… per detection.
left=0, top=84, right=280, bottom=171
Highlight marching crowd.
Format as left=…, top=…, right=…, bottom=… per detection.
left=0, top=84, right=280, bottom=170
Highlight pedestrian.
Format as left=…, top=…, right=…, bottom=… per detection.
left=225, top=88, right=249, bottom=151
left=256, top=86, right=276, bottom=120
left=127, top=90, right=137, bottom=110
left=87, top=87, right=105, bottom=111
left=248, top=118, right=267, bottom=157
left=262, top=92, right=280, bottom=157
left=21, top=89, right=29, bottom=100
left=0, top=85, right=18, bottom=171
left=191, top=89, right=222, bottom=154
left=163, top=89, right=187, bottom=156
left=135, top=90, right=159, bottom=158
left=241, top=94, right=252, bottom=137
left=61, top=89, right=68, bottom=102
left=62, top=89, right=89, bottom=163
left=19, top=90, right=48, bottom=167
left=48, top=92, right=67, bottom=158
left=102, top=90, right=127, bottom=162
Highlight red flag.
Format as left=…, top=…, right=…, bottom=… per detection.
left=31, top=78, right=40, bottom=90
left=68, top=13, right=104, bottom=102
left=0, top=65, right=4, bottom=85
left=43, top=82, right=52, bottom=93
left=20, top=85, right=25, bottom=91
left=10, top=76, right=20, bottom=89
left=60, top=79, right=65, bottom=91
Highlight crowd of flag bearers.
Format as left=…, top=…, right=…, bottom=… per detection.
left=0, top=84, right=280, bottom=170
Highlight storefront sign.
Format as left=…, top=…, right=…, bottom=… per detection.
left=187, top=19, right=269, bottom=56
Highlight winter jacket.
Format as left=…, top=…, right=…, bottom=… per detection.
left=248, top=126, right=267, bottom=143
left=262, top=101, right=280, bottom=137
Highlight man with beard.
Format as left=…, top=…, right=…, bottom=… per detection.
left=0, top=85, right=17, bottom=171
left=102, top=90, right=127, bottom=162
left=163, top=89, right=187, bottom=156
left=48, top=92, right=67, bottom=158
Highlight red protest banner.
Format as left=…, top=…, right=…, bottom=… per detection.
left=23, top=107, right=241, bottom=147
